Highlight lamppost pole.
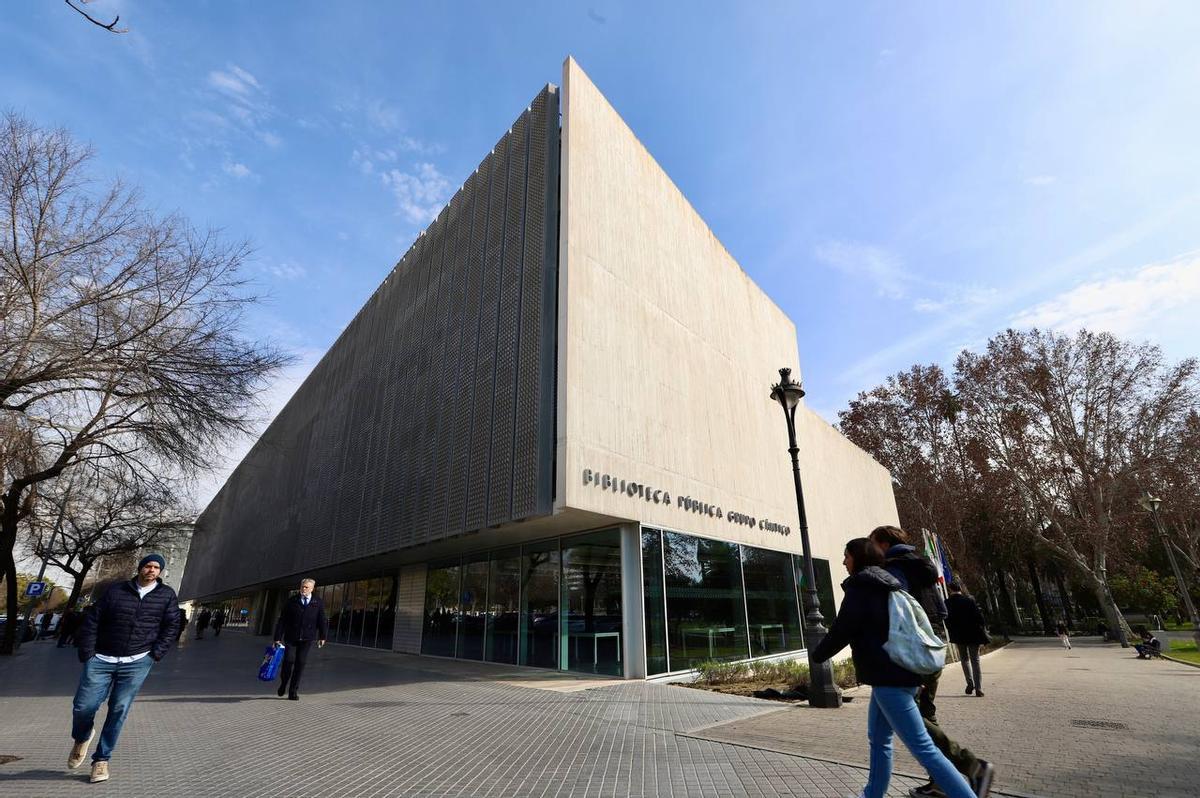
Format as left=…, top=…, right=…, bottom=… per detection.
left=1139, top=493, right=1200, bottom=650
left=771, top=367, right=842, bottom=708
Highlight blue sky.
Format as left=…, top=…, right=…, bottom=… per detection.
left=4, top=2, right=1200, bottom=507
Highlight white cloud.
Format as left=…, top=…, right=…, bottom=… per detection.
left=266, top=262, right=307, bottom=281
left=208, top=65, right=261, bottom=97
left=223, top=161, right=254, bottom=179
left=381, top=163, right=453, bottom=224
left=1011, top=254, right=1200, bottom=337
left=1025, top=175, right=1058, bottom=186
left=814, top=240, right=910, bottom=300
left=913, top=286, right=998, bottom=314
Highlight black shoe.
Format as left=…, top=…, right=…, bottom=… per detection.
left=910, top=782, right=946, bottom=797
left=288, top=694, right=299, bottom=701
left=970, top=760, right=995, bottom=797
left=965, top=683, right=975, bottom=695
left=975, top=688, right=985, bottom=697
left=277, top=683, right=286, bottom=697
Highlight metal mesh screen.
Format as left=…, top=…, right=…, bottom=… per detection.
left=183, top=86, right=560, bottom=599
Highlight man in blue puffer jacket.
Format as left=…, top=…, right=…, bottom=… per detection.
left=68, top=554, right=181, bottom=784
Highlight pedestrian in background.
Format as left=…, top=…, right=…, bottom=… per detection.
left=57, top=608, right=80, bottom=648
left=946, top=582, right=989, bottom=696
left=175, top=609, right=189, bottom=642
left=1056, top=622, right=1072, bottom=651
left=195, top=607, right=211, bottom=639
left=273, top=578, right=328, bottom=700
left=212, top=608, right=226, bottom=636
left=69, top=554, right=181, bottom=784
left=812, top=538, right=982, bottom=798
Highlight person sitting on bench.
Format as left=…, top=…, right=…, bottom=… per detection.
left=1134, top=630, right=1162, bottom=659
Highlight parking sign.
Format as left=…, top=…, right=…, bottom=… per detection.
left=24, top=581, right=46, bottom=597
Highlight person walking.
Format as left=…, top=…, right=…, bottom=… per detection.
left=175, top=609, right=189, bottom=642
left=812, top=539, right=984, bottom=798
left=946, top=582, right=989, bottom=696
left=57, top=608, right=80, bottom=648
left=273, top=578, right=328, bottom=700
left=870, top=526, right=949, bottom=720
left=69, top=554, right=181, bottom=784
left=212, top=608, right=226, bottom=637
left=195, top=607, right=212, bottom=639
left=1056, top=621, right=1072, bottom=651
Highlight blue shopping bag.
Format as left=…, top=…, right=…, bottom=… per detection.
left=257, top=643, right=285, bottom=681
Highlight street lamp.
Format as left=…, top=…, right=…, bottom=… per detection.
left=770, top=367, right=842, bottom=708
left=1138, top=493, right=1200, bottom=650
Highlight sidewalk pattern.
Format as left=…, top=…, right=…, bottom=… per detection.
left=691, top=638, right=1200, bottom=798
left=0, top=632, right=917, bottom=797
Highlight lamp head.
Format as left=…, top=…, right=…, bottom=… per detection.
left=1138, top=493, right=1162, bottom=513
left=770, top=367, right=806, bottom=411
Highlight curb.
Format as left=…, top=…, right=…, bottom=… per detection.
left=1162, top=653, right=1200, bottom=669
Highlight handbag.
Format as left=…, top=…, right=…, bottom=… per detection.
left=257, top=643, right=285, bottom=681
left=883, top=589, right=948, bottom=675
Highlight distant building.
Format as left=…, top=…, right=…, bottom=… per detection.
left=182, top=59, right=899, bottom=678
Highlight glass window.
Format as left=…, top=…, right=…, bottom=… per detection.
left=377, top=576, right=398, bottom=650
left=642, top=529, right=668, bottom=675
left=328, top=582, right=346, bottom=643
left=485, top=548, right=521, bottom=664
left=562, top=529, right=623, bottom=676
left=520, top=540, right=559, bottom=668
left=458, top=555, right=489, bottom=661
left=663, top=532, right=748, bottom=670
left=351, top=580, right=370, bottom=646
left=421, top=561, right=461, bottom=657
left=361, top=578, right=381, bottom=648
left=796, top=556, right=838, bottom=632
left=742, top=545, right=803, bottom=656
left=338, top=581, right=356, bottom=644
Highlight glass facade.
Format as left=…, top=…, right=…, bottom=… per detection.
left=311, top=576, right=397, bottom=649
left=643, top=527, right=818, bottom=676
left=419, top=529, right=623, bottom=674
left=797, top=556, right=837, bottom=628
left=562, top=530, right=623, bottom=675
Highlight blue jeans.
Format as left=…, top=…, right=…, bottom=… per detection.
left=71, top=655, right=155, bottom=762
left=864, top=686, right=975, bottom=798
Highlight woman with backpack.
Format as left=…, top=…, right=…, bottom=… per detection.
left=812, top=538, right=979, bottom=798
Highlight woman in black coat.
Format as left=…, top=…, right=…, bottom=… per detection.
left=812, top=538, right=975, bottom=798
left=944, top=582, right=989, bottom=697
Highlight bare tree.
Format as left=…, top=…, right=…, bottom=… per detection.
left=0, top=112, right=291, bottom=653
left=30, top=463, right=189, bottom=610
left=955, top=329, right=1198, bottom=646
left=64, top=0, right=128, bottom=34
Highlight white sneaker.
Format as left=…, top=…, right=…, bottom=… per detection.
left=89, top=760, right=109, bottom=783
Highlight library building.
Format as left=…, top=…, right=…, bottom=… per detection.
left=181, top=58, right=899, bottom=679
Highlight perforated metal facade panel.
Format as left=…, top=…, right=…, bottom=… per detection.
left=182, top=86, right=560, bottom=600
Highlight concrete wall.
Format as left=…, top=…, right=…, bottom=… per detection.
left=556, top=57, right=898, bottom=583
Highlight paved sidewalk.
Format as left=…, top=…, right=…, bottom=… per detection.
left=0, top=630, right=922, bottom=798
left=691, top=638, right=1200, bottom=798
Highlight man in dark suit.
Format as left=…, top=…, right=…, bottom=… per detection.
left=272, top=578, right=328, bottom=700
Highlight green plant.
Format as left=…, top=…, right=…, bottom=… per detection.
left=693, top=660, right=751, bottom=684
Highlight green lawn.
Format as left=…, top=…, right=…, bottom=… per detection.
left=1163, top=621, right=1196, bottom=631
left=1167, top=640, right=1200, bottom=665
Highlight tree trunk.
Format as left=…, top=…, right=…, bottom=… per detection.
left=65, top=562, right=92, bottom=610
left=1052, top=567, right=1075, bottom=629
left=1090, top=578, right=1131, bottom=647
left=1, top=545, right=17, bottom=655
left=1026, top=558, right=1053, bottom=634
left=998, top=568, right=1023, bottom=627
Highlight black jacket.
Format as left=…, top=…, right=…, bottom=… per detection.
left=76, top=578, right=182, bottom=663
left=883, top=544, right=948, bottom=623
left=273, top=594, right=329, bottom=643
left=811, top=566, right=923, bottom=687
left=945, top=594, right=989, bottom=645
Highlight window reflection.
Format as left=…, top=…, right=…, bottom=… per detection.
left=421, top=562, right=461, bottom=657
left=485, top=548, right=521, bottom=664
left=663, top=532, right=748, bottom=670
left=742, top=545, right=803, bottom=656
left=642, top=529, right=668, bottom=675
left=562, top=530, right=623, bottom=676
left=458, top=555, right=489, bottom=661
left=520, top=540, right=559, bottom=668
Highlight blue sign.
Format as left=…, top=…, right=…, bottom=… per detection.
left=24, top=581, right=47, bottom=597
left=240, top=608, right=249, bottom=617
